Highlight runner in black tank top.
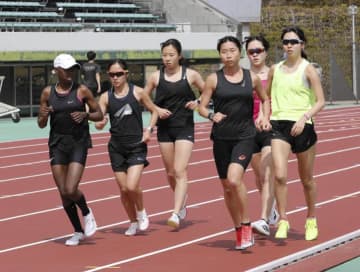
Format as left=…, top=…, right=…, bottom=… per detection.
left=198, top=36, right=271, bottom=250
left=155, top=65, right=195, bottom=128
left=38, top=53, right=103, bottom=246
left=211, top=68, right=255, bottom=141
left=144, top=39, right=205, bottom=229
left=95, top=59, right=158, bottom=236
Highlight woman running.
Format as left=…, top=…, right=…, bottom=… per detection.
left=95, top=59, right=158, bottom=236
left=198, top=36, right=271, bottom=250
left=144, top=38, right=205, bottom=229
left=38, top=53, right=103, bottom=246
left=267, top=26, right=325, bottom=240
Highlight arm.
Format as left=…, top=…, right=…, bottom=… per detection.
left=304, top=64, right=325, bottom=119
left=94, top=92, right=109, bottom=130
left=252, top=71, right=271, bottom=131
left=185, top=69, right=205, bottom=110
left=198, top=73, right=227, bottom=123
left=290, top=64, right=325, bottom=136
left=37, top=86, right=52, bottom=129
left=143, top=71, right=171, bottom=119
left=71, top=85, right=103, bottom=123
left=96, top=72, right=101, bottom=94
left=135, top=86, right=159, bottom=143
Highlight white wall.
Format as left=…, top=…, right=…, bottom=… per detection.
left=0, top=32, right=235, bottom=52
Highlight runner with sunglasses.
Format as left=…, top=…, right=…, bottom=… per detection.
left=144, top=38, right=205, bottom=229
left=38, top=53, right=103, bottom=246
left=245, top=35, right=279, bottom=237
left=267, top=26, right=325, bottom=240
left=95, top=59, right=158, bottom=236
left=198, top=36, right=271, bottom=250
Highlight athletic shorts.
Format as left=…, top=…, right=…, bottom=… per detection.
left=253, top=130, right=272, bottom=154
left=212, top=138, right=255, bottom=179
left=108, top=139, right=149, bottom=172
left=157, top=126, right=194, bottom=143
left=270, top=120, right=317, bottom=153
left=49, top=137, right=88, bottom=165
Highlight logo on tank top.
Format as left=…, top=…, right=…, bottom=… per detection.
left=114, top=104, right=132, bottom=119
left=238, top=154, right=246, bottom=160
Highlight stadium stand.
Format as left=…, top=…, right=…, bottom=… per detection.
left=0, top=0, right=175, bottom=32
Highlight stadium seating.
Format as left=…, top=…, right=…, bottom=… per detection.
left=0, top=1, right=175, bottom=32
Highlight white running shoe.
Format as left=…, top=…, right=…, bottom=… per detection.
left=137, top=209, right=149, bottom=231
left=65, top=232, right=84, bottom=246
left=178, top=206, right=187, bottom=220
left=167, top=213, right=180, bottom=228
left=125, top=222, right=138, bottom=236
left=84, top=208, right=97, bottom=237
left=268, top=203, right=280, bottom=226
left=251, top=219, right=270, bottom=236
left=178, top=194, right=188, bottom=220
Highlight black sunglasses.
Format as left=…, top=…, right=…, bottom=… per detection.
left=247, top=48, right=265, bottom=55
left=108, top=71, right=126, bottom=78
left=282, top=39, right=303, bottom=45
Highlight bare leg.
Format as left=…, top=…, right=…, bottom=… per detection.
left=271, top=139, right=291, bottom=221
left=296, top=144, right=317, bottom=218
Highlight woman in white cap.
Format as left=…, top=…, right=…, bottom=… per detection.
left=38, top=53, right=103, bottom=246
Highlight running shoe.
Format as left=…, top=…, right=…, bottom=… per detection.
left=65, top=232, right=84, bottom=246
left=178, top=206, right=187, bottom=220
left=238, top=225, right=254, bottom=250
left=268, top=202, right=280, bottom=226
left=275, top=219, right=290, bottom=239
left=137, top=209, right=149, bottom=231
left=84, top=208, right=97, bottom=237
left=251, top=219, right=270, bottom=236
left=305, top=218, right=318, bottom=241
left=235, top=227, right=242, bottom=249
left=125, top=222, right=138, bottom=236
left=178, top=194, right=188, bottom=220
left=167, top=213, right=180, bottom=228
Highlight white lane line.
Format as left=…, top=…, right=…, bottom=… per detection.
left=82, top=190, right=360, bottom=272
left=0, top=164, right=358, bottom=256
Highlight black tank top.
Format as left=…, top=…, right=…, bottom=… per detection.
left=108, top=83, right=143, bottom=144
left=210, top=68, right=255, bottom=140
left=155, top=66, right=195, bottom=128
left=48, top=83, right=90, bottom=141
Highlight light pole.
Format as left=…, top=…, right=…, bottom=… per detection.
left=348, top=4, right=358, bottom=104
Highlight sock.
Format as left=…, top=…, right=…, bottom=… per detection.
left=241, top=222, right=251, bottom=226
left=74, top=194, right=90, bottom=216
left=64, top=202, right=83, bottom=233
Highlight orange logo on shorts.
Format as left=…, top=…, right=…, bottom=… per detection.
left=239, top=154, right=246, bottom=160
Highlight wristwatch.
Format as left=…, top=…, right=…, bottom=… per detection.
left=147, top=126, right=154, bottom=133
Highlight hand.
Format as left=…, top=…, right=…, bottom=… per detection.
left=157, top=107, right=172, bottom=119
left=142, top=130, right=151, bottom=143
left=39, top=105, right=53, bottom=117
left=71, top=111, right=88, bottom=123
left=95, top=115, right=108, bottom=130
left=261, top=120, right=272, bottom=131
left=290, top=117, right=306, bottom=136
left=211, top=112, right=227, bottom=123
left=185, top=100, right=198, bottom=111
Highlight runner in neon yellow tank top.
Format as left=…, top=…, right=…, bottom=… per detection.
left=266, top=26, right=325, bottom=241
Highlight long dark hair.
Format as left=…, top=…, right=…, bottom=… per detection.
left=281, top=26, right=308, bottom=59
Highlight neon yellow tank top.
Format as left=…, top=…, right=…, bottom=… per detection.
left=270, top=59, right=315, bottom=123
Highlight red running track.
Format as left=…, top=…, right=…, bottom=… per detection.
left=0, top=106, right=359, bottom=272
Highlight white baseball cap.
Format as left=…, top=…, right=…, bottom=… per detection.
left=53, top=53, right=80, bottom=69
